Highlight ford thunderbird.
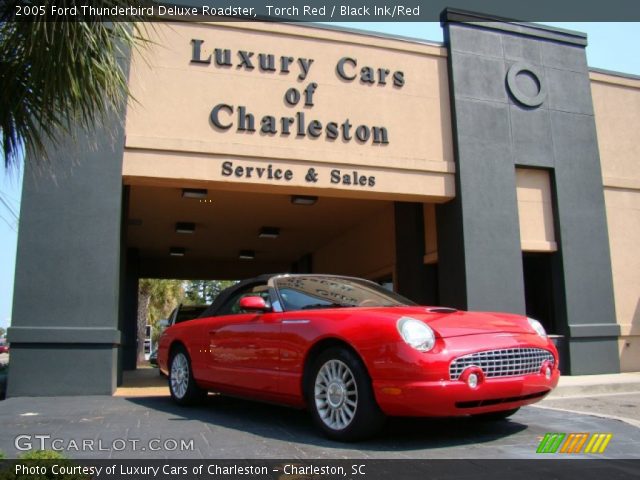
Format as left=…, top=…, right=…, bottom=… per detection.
left=157, top=274, right=559, bottom=440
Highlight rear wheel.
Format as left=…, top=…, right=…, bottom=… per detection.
left=472, top=407, right=520, bottom=421
left=308, top=347, right=385, bottom=441
left=169, top=345, right=206, bottom=405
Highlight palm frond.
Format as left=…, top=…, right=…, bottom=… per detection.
left=0, top=1, right=151, bottom=172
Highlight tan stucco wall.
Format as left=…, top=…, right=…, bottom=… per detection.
left=591, top=71, right=640, bottom=372
left=515, top=168, right=557, bottom=252
left=313, top=203, right=394, bottom=279
left=123, top=22, right=454, bottom=202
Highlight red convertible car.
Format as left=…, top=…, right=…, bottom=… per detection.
left=158, top=274, right=559, bottom=440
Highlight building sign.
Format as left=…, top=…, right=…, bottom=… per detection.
left=191, top=39, right=402, bottom=145
left=123, top=23, right=455, bottom=201
left=221, top=160, right=376, bottom=187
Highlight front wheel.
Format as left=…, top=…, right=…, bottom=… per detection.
left=308, top=347, right=385, bottom=441
left=169, top=345, right=206, bottom=405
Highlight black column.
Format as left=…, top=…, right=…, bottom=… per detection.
left=291, top=253, right=313, bottom=274
left=121, top=248, right=140, bottom=373
left=7, top=117, right=126, bottom=395
left=440, top=9, right=620, bottom=374
left=394, top=202, right=436, bottom=305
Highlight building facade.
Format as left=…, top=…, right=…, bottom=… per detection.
left=7, top=11, right=640, bottom=396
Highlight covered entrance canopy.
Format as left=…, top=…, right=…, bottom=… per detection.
left=126, top=185, right=398, bottom=281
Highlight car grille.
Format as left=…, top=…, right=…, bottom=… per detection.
left=449, top=347, right=554, bottom=380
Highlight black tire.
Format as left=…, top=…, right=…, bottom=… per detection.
left=168, top=345, right=206, bottom=405
left=471, top=407, right=520, bottom=421
left=307, top=347, right=385, bottom=441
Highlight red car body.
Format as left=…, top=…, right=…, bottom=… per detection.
left=158, top=274, right=559, bottom=439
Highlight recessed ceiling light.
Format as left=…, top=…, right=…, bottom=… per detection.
left=182, top=188, right=208, bottom=199
left=291, top=195, right=318, bottom=205
left=176, top=222, right=196, bottom=234
left=239, top=250, right=255, bottom=260
left=169, top=247, right=186, bottom=257
left=258, top=226, right=280, bottom=239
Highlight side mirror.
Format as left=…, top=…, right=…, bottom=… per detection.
left=239, top=296, right=270, bottom=312
left=158, top=319, right=169, bottom=329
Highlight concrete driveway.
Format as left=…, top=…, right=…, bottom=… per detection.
left=1, top=392, right=638, bottom=460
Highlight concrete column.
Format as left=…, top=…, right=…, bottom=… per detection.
left=439, top=9, right=620, bottom=374
left=120, top=248, right=140, bottom=373
left=7, top=114, right=126, bottom=396
left=394, top=202, right=437, bottom=305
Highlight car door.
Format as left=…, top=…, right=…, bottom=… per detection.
left=204, top=286, right=283, bottom=395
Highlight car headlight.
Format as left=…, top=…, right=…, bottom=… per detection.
left=397, top=317, right=436, bottom=352
left=527, top=317, right=547, bottom=337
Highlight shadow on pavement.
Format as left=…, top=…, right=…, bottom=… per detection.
left=126, top=393, right=528, bottom=451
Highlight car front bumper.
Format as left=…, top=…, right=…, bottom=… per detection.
left=374, top=367, right=559, bottom=416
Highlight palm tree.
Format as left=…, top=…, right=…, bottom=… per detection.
left=137, top=279, right=185, bottom=365
left=0, top=1, right=148, bottom=171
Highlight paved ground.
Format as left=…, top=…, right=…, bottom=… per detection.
left=538, top=392, right=640, bottom=428
left=2, top=368, right=639, bottom=459
left=1, top=393, right=639, bottom=459
left=546, top=372, right=640, bottom=398
left=115, top=368, right=640, bottom=429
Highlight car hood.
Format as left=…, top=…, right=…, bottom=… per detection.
left=370, top=306, right=534, bottom=338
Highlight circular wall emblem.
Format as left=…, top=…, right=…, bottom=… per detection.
left=506, top=62, right=547, bottom=107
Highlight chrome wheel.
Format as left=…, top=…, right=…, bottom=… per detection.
left=170, top=352, right=189, bottom=399
left=314, top=359, right=358, bottom=430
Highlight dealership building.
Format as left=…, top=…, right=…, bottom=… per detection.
left=7, top=11, right=640, bottom=396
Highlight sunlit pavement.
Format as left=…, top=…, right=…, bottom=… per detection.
left=0, top=392, right=638, bottom=459
left=3, top=368, right=639, bottom=459
left=538, top=392, right=640, bottom=428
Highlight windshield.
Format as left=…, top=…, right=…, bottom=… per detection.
left=273, top=275, right=416, bottom=311
left=174, top=306, right=208, bottom=324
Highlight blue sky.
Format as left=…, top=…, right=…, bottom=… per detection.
left=0, top=22, right=638, bottom=331
left=0, top=165, right=20, bottom=331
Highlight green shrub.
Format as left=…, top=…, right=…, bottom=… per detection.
left=19, top=450, right=66, bottom=460
left=0, top=450, right=89, bottom=480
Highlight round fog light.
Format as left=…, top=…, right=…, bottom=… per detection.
left=545, top=366, right=552, bottom=380
left=467, top=373, right=479, bottom=388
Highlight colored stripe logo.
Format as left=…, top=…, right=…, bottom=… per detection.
left=536, top=433, right=612, bottom=454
